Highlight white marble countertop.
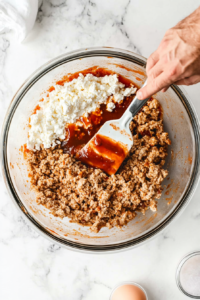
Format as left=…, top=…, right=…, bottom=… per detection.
left=1, top=1, right=200, bottom=299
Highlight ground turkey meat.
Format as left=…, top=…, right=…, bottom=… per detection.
left=26, top=98, right=171, bottom=232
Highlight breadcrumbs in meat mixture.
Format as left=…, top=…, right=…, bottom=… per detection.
left=26, top=98, right=171, bottom=233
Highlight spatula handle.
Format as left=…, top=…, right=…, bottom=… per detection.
left=128, top=80, right=150, bottom=117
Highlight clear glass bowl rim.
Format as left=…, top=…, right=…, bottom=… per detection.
left=1, top=46, right=200, bottom=254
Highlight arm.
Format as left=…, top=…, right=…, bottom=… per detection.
left=137, top=6, right=200, bottom=100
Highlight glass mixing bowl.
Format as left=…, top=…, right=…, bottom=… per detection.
left=1, top=47, right=200, bottom=253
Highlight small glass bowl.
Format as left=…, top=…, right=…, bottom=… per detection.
left=176, top=251, right=200, bottom=299
left=109, top=281, right=148, bottom=300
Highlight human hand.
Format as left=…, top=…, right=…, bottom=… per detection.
left=137, top=7, right=200, bottom=100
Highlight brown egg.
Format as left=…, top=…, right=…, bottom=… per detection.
left=112, top=284, right=147, bottom=300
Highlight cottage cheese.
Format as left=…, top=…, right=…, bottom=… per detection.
left=27, top=73, right=137, bottom=150
left=106, top=102, right=116, bottom=112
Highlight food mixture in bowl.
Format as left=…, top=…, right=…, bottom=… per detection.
left=24, top=67, right=171, bottom=233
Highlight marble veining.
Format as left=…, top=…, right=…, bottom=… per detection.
left=1, top=1, right=200, bottom=299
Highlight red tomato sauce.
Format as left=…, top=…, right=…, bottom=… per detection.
left=59, top=67, right=137, bottom=173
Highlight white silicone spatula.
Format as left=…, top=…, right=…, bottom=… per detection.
left=78, top=80, right=150, bottom=175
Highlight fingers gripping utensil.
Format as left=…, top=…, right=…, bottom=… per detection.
left=77, top=81, right=150, bottom=175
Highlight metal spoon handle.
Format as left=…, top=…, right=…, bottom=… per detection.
left=128, top=80, right=149, bottom=117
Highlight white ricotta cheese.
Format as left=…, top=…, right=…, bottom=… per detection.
left=27, top=73, right=137, bottom=150
left=106, top=102, right=116, bottom=112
